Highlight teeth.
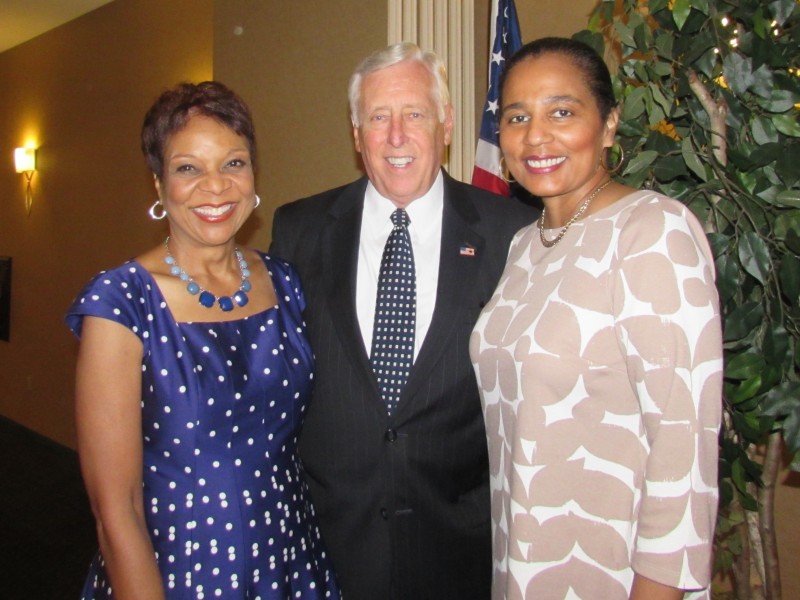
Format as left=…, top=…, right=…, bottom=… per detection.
left=193, top=204, right=233, bottom=217
left=526, top=157, right=566, bottom=168
left=387, top=157, right=413, bottom=166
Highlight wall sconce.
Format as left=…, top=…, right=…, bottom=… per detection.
left=15, top=147, right=37, bottom=215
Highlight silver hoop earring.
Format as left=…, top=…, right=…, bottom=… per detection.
left=148, top=199, right=167, bottom=220
left=254, top=195, right=261, bottom=209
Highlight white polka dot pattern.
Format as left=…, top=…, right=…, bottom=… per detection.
left=470, top=191, right=722, bottom=600
left=67, top=254, right=340, bottom=599
left=370, top=208, right=416, bottom=416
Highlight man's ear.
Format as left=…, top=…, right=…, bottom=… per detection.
left=443, top=104, right=454, bottom=146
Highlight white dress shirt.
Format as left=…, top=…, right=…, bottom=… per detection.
left=356, top=172, right=444, bottom=362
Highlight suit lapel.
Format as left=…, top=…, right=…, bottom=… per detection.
left=320, top=178, right=378, bottom=391
left=399, top=175, right=486, bottom=408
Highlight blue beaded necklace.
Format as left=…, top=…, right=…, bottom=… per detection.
left=163, top=237, right=251, bottom=312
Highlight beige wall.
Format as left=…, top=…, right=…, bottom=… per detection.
left=0, top=0, right=213, bottom=447
left=517, top=0, right=597, bottom=41
left=213, top=0, right=388, bottom=250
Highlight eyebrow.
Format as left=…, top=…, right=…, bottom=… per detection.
left=167, top=147, right=248, bottom=161
left=501, top=95, right=585, bottom=114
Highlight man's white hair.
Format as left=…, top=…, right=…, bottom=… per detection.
left=348, top=42, right=451, bottom=127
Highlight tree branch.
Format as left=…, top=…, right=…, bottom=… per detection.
left=759, top=431, right=783, bottom=600
left=688, top=69, right=728, bottom=167
left=688, top=69, right=729, bottom=233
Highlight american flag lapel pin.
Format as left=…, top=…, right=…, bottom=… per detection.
left=459, top=243, right=476, bottom=257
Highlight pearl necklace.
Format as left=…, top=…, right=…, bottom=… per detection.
left=163, top=237, right=251, bottom=311
left=539, top=179, right=612, bottom=248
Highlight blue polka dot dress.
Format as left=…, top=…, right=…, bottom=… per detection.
left=66, top=253, right=340, bottom=599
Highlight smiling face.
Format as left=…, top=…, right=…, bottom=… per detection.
left=499, top=53, right=618, bottom=206
left=353, top=59, right=453, bottom=208
left=156, top=114, right=255, bottom=249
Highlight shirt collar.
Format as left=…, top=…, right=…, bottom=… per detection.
left=363, top=171, right=444, bottom=235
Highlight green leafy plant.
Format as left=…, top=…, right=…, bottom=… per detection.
left=574, top=0, right=799, bottom=597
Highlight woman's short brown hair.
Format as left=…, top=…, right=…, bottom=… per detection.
left=141, top=81, right=256, bottom=179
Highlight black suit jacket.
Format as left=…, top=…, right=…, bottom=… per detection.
left=270, top=172, right=537, bottom=600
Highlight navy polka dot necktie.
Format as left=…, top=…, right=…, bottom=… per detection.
left=370, top=208, right=416, bottom=416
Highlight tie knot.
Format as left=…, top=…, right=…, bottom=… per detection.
left=391, top=208, right=410, bottom=228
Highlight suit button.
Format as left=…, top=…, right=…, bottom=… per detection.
left=380, top=507, right=388, bottom=520
left=385, top=428, right=397, bottom=442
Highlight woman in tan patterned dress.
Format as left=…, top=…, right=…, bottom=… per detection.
left=470, top=38, right=722, bottom=600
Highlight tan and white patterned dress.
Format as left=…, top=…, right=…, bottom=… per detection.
left=470, top=190, right=722, bottom=599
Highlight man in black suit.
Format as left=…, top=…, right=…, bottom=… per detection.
left=270, top=42, right=536, bottom=600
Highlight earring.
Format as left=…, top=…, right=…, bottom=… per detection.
left=148, top=199, right=167, bottom=220
left=254, top=195, right=261, bottom=209
left=499, top=156, right=516, bottom=184
left=604, top=143, right=625, bottom=174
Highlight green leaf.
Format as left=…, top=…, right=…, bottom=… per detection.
left=650, top=60, right=674, bottom=78
left=731, top=458, right=749, bottom=495
left=751, top=115, right=779, bottom=144
left=785, top=229, right=800, bottom=255
left=622, top=86, right=647, bottom=121
left=707, top=233, right=730, bottom=258
left=632, top=15, right=653, bottom=52
left=573, top=30, right=605, bottom=56
left=671, top=0, right=692, bottom=30
left=725, top=351, right=766, bottom=380
left=681, top=137, right=708, bottom=180
left=716, top=254, right=741, bottom=302
left=762, top=324, right=790, bottom=367
left=780, top=254, right=800, bottom=304
left=737, top=231, right=771, bottom=285
left=614, top=21, right=636, bottom=49
left=654, top=30, right=674, bottom=59
left=648, top=0, right=671, bottom=13
left=653, top=154, right=688, bottom=182
left=773, top=114, right=800, bottom=137
left=650, top=82, right=673, bottom=114
left=723, top=302, right=764, bottom=343
left=622, top=149, right=659, bottom=177
left=749, top=143, right=782, bottom=168
left=776, top=144, right=800, bottom=188
left=755, top=89, right=798, bottom=113
left=772, top=190, right=800, bottom=208
left=723, top=54, right=755, bottom=97
left=732, top=411, right=764, bottom=446
left=691, top=0, right=709, bottom=15
left=762, top=382, right=800, bottom=417
left=768, top=0, right=796, bottom=26
left=749, top=64, right=774, bottom=99
left=783, top=410, right=800, bottom=453
left=790, top=451, right=800, bottom=472
left=753, top=6, right=767, bottom=39
left=774, top=210, right=800, bottom=241
left=730, top=376, right=763, bottom=404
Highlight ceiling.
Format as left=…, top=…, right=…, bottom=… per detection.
left=0, top=0, right=114, bottom=54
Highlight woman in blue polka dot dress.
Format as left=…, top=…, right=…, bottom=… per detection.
left=66, top=82, right=340, bottom=599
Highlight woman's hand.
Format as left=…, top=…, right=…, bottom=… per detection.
left=75, top=316, right=165, bottom=599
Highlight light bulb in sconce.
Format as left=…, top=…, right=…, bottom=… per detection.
left=14, top=147, right=37, bottom=215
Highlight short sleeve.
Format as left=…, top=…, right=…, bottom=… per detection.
left=264, top=254, right=306, bottom=315
left=65, top=262, right=151, bottom=342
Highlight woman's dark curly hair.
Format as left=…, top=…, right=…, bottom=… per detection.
left=141, top=81, right=257, bottom=179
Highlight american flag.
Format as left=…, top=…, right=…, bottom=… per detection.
left=471, top=0, right=522, bottom=196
